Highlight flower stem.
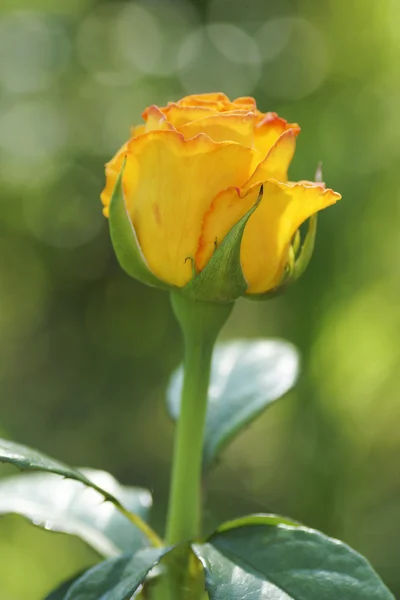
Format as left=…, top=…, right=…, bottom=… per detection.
left=166, top=293, right=233, bottom=546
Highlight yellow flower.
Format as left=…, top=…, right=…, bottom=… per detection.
left=101, top=92, right=341, bottom=296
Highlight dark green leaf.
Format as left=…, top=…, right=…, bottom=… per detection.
left=167, top=339, right=299, bottom=465
left=0, top=437, right=118, bottom=500
left=0, top=469, right=152, bottom=557
left=193, top=520, right=395, bottom=599
left=109, top=161, right=169, bottom=289
left=43, top=572, right=86, bottom=600
left=183, top=185, right=263, bottom=302
left=0, top=437, right=161, bottom=547
left=65, top=547, right=168, bottom=600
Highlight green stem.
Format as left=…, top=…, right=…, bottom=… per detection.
left=166, top=293, right=233, bottom=545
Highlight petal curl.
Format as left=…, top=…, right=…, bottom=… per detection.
left=195, top=183, right=259, bottom=272
left=176, top=93, right=240, bottom=112
left=233, top=96, right=258, bottom=110
left=179, top=113, right=256, bottom=146
left=242, top=180, right=341, bottom=293
left=195, top=131, right=298, bottom=269
left=196, top=180, right=341, bottom=294
left=254, top=113, right=300, bottom=158
left=103, top=130, right=260, bottom=287
left=247, top=129, right=297, bottom=184
left=177, top=92, right=231, bottom=105
left=101, top=141, right=129, bottom=216
left=160, top=104, right=219, bottom=128
left=141, top=105, right=174, bottom=132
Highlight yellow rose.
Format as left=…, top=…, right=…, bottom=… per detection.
left=101, top=92, right=340, bottom=297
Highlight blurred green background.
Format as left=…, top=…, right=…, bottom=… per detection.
left=1, top=0, right=399, bottom=597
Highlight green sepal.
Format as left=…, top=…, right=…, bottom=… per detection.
left=247, top=213, right=318, bottom=301
left=291, top=213, right=317, bottom=281
left=182, top=185, right=264, bottom=302
left=109, top=160, right=171, bottom=290
left=292, top=229, right=301, bottom=256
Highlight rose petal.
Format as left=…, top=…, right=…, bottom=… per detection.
left=195, top=128, right=298, bottom=270
left=101, top=141, right=129, bottom=216
left=177, top=92, right=231, bottom=105
left=160, top=104, right=219, bottom=128
left=195, top=183, right=259, bottom=273
left=132, top=124, right=146, bottom=137
left=102, top=130, right=260, bottom=287
left=141, top=105, right=174, bottom=132
left=176, top=94, right=240, bottom=112
left=247, top=129, right=297, bottom=184
left=196, top=179, right=341, bottom=293
left=180, top=113, right=256, bottom=146
left=242, top=180, right=341, bottom=293
left=254, top=113, right=300, bottom=157
left=233, top=96, right=258, bottom=110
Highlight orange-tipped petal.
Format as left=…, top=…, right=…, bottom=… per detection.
left=195, top=183, right=261, bottom=272
left=254, top=113, right=300, bottom=158
left=161, top=104, right=219, bottom=128
left=177, top=92, right=231, bottom=106
left=180, top=113, right=256, bottom=146
left=141, top=105, right=175, bottom=132
left=101, top=141, right=129, bottom=215
left=233, top=96, right=258, bottom=109
left=247, top=129, right=297, bottom=185
left=102, top=93, right=342, bottom=298
left=102, top=130, right=260, bottom=287
left=196, top=179, right=341, bottom=294
left=175, top=93, right=240, bottom=112
left=242, top=180, right=341, bottom=293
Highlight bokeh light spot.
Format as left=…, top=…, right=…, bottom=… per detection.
left=319, top=82, right=400, bottom=174
left=178, top=24, right=261, bottom=97
left=0, top=11, right=69, bottom=93
left=207, top=23, right=260, bottom=65
left=208, top=0, right=293, bottom=26
left=76, top=3, right=142, bottom=86
left=255, top=17, right=293, bottom=62
left=258, top=18, right=328, bottom=100
left=117, top=0, right=198, bottom=76
left=114, top=4, right=162, bottom=75
left=0, top=99, right=66, bottom=162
